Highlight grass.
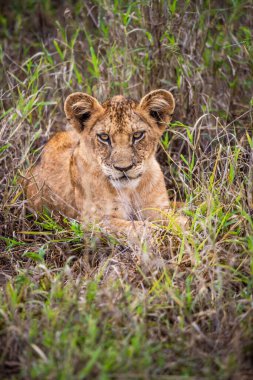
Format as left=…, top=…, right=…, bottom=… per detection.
left=0, top=0, right=253, bottom=379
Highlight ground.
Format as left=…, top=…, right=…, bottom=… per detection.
left=0, top=1, right=253, bottom=379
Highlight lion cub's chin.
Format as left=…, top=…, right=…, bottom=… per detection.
left=109, top=177, right=141, bottom=190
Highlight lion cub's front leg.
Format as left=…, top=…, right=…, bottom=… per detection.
left=101, top=216, right=151, bottom=240
left=101, top=212, right=188, bottom=243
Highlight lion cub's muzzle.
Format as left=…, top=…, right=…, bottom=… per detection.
left=111, top=163, right=143, bottom=180
left=102, top=162, right=143, bottom=183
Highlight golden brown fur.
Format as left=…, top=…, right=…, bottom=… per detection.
left=26, top=89, right=187, bottom=237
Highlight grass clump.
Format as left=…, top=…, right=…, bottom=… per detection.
left=0, top=1, right=253, bottom=379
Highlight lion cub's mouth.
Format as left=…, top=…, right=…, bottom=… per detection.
left=111, top=173, right=142, bottom=182
left=109, top=173, right=142, bottom=190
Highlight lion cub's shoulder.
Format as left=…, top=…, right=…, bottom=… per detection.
left=44, top=130, right=79, bottom=154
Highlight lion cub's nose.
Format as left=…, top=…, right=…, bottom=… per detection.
left=113, top=164, right=134, bottom=172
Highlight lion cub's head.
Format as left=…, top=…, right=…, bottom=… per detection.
left=64, top=90, right=175, bottom=188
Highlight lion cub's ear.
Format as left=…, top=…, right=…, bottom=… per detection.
left=64, top=92, right=103, bottom=132
left=138, top=89, right=175, bottom=128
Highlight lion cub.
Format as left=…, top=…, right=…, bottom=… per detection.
left=26, top=89, right=186, bottom=237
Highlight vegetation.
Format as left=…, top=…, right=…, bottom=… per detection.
left=0, top=0, right=253, bottom=378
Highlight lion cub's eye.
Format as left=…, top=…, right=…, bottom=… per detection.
left=133, top=131, right=145, bottom=142
left=97, top=133, right=110, bottom=144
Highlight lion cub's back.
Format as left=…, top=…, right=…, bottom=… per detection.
left=26, top=130, right=80, bottom=217
left=40, top=130, right=79, bottom=156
